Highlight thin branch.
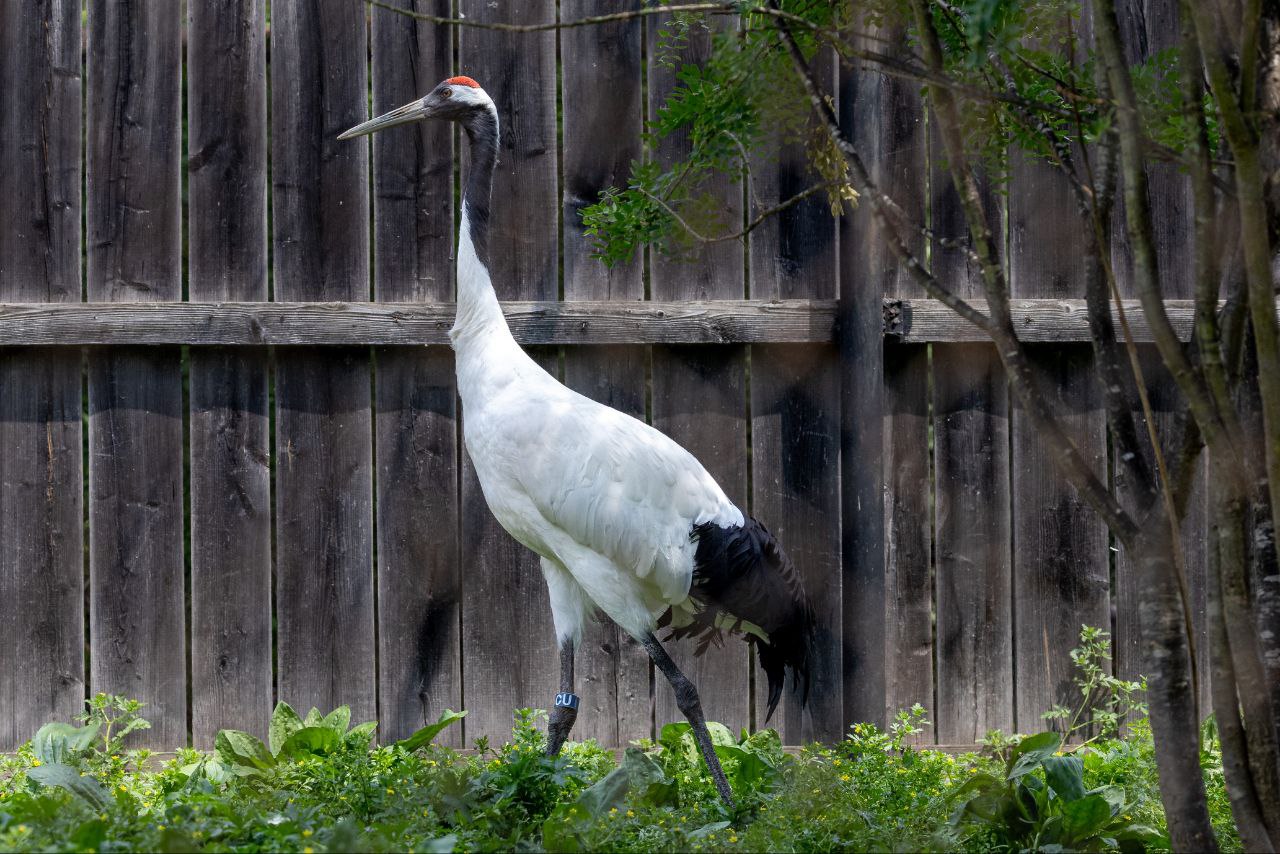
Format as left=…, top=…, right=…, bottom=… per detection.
left=363, top=0, right=733, bottom=31
left=640, top=181, right=834, bottom=245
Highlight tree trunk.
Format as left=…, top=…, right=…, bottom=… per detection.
left=1130, top=528, right=1220, bottom=851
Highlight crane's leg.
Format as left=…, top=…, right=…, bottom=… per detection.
left=642, top=633, right=734, bottom=806
left=546, top=639, right=579, bottom=757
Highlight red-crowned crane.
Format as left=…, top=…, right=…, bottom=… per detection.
left=340, top=76, right=813, bottom=804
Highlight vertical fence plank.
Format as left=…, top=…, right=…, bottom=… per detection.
left=749, top=53, right=842, bottom=743
left=370, top=0, right=462, bottom=746
left=1009, top=148, right=1109, bottom=728
left=1111, top=0, right=1209, bottom=712
left=187, top=0, right=271, bottom=746
left=0, top=0, right=84, bottom=750
left=271, top=0, right=375, bottom=723
left=561, top=0, right=652, bottom=745
left=458, top=0, right=560, bottom=743
left=843, top=28, right=932, bottom=729
left=648, top=15, right=750, bottom=734
left=931, top=137, right=1014, bottom=742
left=86, top=0, right=186, bottom=745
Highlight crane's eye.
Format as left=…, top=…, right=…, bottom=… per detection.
left=440, top=87, right=452, bottom=99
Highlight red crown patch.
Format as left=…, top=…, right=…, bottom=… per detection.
left=446, top=76, right=481, bottom=88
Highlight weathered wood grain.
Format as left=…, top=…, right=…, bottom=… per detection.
left=649, top=13, right=751, bottom=734
left=561, top=0, right=652, bottom=746
left=929, top=125, right=1013, bottom=743
left=271, top=0, right=375, bottom=724
left=841, top=22, right=929, bottom=729
left=0, top=298, right=1232, bottom=346
left=0, top=0, right=85, bottom=751
left=933, top=345, right=1013, bottom=742
left=1008, top=54, right=1110, bottom=725
left=86, top=0, right=186, bottom=746
left=749, top=51, right=842, bottom=743
left=0, top=300, right=831, bottom=344
left=457, top=0, right=560, bottom=745
left=371, top=0, right=462, bottom=746
left=458, top=0, right=557, bottom=298
left=187, top=0, right=272, bottom=747
left=882, top=343, right=933, bottom=735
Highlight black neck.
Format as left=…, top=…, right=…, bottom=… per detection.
left=462, top=108, right=498, bottom=268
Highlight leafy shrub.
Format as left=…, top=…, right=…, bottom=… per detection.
left=0, top=689, right=1239, bottom=852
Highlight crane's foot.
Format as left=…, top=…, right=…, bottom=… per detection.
left=546, top=692, right=579, bottom=757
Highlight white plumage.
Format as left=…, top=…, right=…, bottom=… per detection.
left=342, top=74, right=810, bottom=804
left=452, top=204, right=743, bottom=645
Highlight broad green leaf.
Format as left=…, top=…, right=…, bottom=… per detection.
left=1062, top=793, right=1113, bottom=842
left=27, top=763, right=112, bottom=811
left=396, top=709, right=467, bottom=753
left=303, top=707, right=324, bottom=727
left=278, top=725, right=342, bottom=758
left=689, top=820, right=731, bottom=839
left=345, top=721, right=378, bottom=747
left=269, top=702, right=304, bottom=756
left=542, top=749, right=668, bottom=849
left=32, top=721, right=100, bottom=765
left=215, top=729, right=275, bottom=771
left=1043, top=755, right=1086, bottom=802
left=705, top=721, right=735, bottom=747
left=658, top=721, right=691, bottom=750
left=321, top=705, right=351, bottom=735
left=1007, top=731, right=1061, bottom=779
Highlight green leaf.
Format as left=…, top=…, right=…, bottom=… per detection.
left=396, top=709, right=467, bottom=753
left=278, top=726, right=342, bottom=758
left=269, top=702, right=304, bottom=756
left=303, top=707, right=324, bottom=727
left=1062, top=794, right=1113, bottom=842
left=705, top=721, right=735, bottom=747
left=1043, top=754, right=1086, bottom=802
left=689, top=820, right=732, bottom=839
left=345, top=721, right=378, bottom=748
left=542, top=749, right=669, bottom=850
left=32, top=721, right=100, bottom=765
left=1006, top=731, right=1061, bottom=779
left=422, top=835, right=458, bottom=853
left=27, top=763, right=112, bottom=811
left=321, top=705, right=351, bottom=735
left=214, top=729, right=275, bottom=772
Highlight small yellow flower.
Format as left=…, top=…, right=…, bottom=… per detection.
left=157, top=825, right=166, bottom=831
left=118, top=784, right=127, bottom=791
left=303, top=829, right=313, bottom=838
left=304, top=848, right=314, bottom=854
left=31, top=759, right=41, bottom=767
left=386, top=787, right=395, bottom=795
left=609, top=807, right=618, bottom=815
left=840, top=774, right=851, bottom=782
left=730, top=835, right=739, bottom=843
left=626, top=810, right=635, bottom=818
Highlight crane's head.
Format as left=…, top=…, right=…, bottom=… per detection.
left=338, top=76, right=494, bottom=139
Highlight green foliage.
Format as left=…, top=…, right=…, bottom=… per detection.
left=1042, top=625, right=1149, bottom=742
left=581, top=0, right=1220, bottom=265
left=950, top=729, right=1167, bottom=851
left=0, top=695, right=1241, bottom=852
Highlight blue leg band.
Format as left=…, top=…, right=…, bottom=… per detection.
left=554, top=692, right=580, bottom=710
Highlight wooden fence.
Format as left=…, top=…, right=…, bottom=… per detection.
left=0, top=0, right=1203, bottom=751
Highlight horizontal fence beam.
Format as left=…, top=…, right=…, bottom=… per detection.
left=0, top=300, right=834, bottom=345
left=0, top=298, right=1234, bottom=346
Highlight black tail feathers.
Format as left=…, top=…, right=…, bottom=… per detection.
left=659, top=518, right=815, bottom=722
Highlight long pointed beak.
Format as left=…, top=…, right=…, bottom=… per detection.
left=337, top=99, right=429, bottom=140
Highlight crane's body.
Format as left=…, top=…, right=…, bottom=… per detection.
left=342, top=75, right=812, bottom=805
